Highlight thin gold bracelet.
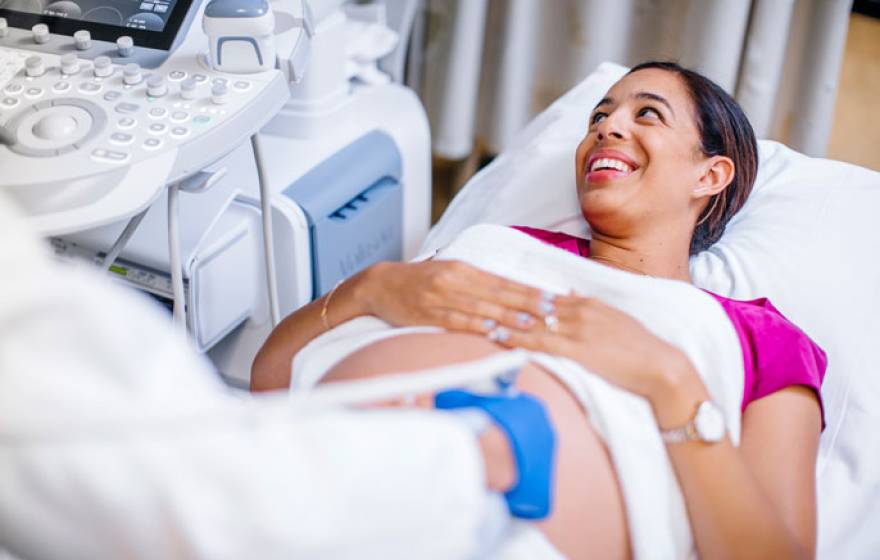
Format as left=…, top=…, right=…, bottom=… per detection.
left=321, top=280, right=344, bottom=332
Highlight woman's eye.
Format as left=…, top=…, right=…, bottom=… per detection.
left=591, top=112, right=607, bottom=125
left=638, top=107, right=661, bottom=119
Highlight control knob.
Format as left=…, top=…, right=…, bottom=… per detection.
left=25, top=56, right=46, bottom=78
left=60, top=53, right=80, bottom=76
left=0, top=18, right=8, bottom=39
left=93, top=56, right=113, bottom=78
left=74, top=30, right=91, bottom=50
left=146, top=75, right=168, bottom=97
left=180, top=78, right=198, bottom=100
left=117, top=36, right=134, bottom=58
left=32, top=24, right=50, bottom=44
left=122, top=63, right=142, bottom=85
left=211, top=83, right=229, bottom=105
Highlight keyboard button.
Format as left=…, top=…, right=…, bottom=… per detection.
left=115, top=102, right=140, bottom=114
left=170, top=126, right=190, bottom=139
left=103, top=90, right=122, bottom=101
left=170, top=110, right=189, bottom=122
left=53, top=81, right=72, bottom=93
left=91, top=148, right=130, bottom=162
left=148, top=122, right=167, bottom=135
left=3, top=83, right=23, bottom=95
left=109, top=132, right=134, bottom=145
left=78, top=82, right=102, bottom=94
left=0, top=97, right=20, bottom=109
left=24, top=87, right=43, bottom=98
left=117, top=117, right=137, bottom=129
left=142, top=137, right=163, bottom=150
left=168, top=70, right=186, bottom=81
left=233, top=80, right=251, bottom=91
left=148, top=107, right=168, bottom=119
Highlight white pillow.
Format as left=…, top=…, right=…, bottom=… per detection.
left=423, top=62, right=880, bottom=557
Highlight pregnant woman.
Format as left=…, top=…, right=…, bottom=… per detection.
left=251, top=62, right=826, bottom=559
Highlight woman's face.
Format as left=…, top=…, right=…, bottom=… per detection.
left=575, top=69, right=706, bottom=237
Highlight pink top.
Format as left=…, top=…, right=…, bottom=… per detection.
left=512, top=226, right=827, bottom=422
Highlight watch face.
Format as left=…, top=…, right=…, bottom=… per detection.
left=695, top=401, right=726, bottom=442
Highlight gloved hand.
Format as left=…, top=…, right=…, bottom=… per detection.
left=435, top=388, right=556, bottom=520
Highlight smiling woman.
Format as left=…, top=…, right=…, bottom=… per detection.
left=577, top=61, right=758, bottom=262
left=252, top=62, right=825, bottom=559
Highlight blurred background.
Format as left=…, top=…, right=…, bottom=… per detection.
left=376, top=0, right=879, bottom=221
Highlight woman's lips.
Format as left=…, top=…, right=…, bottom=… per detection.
left=585, top=168, right=635, bottom=184
left=585, top=150, right=639, bottom=185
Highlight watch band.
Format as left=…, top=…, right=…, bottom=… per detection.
left=660, top=421, right=700, bottom=444
left=660, top=400, right=726, bottom=444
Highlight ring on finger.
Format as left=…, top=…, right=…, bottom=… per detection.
left=544, top=314, right=559, bottom=333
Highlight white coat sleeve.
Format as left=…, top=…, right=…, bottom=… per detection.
left=0, top=197, right=501, bottom=560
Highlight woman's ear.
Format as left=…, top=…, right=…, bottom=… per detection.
left=692, top=156, right=735, bottom=198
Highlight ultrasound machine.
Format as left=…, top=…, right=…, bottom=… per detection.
left=0, top=0, right=431, bottom=385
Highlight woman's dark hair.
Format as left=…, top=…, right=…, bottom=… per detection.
left=627, top=61, right=758, bottom=254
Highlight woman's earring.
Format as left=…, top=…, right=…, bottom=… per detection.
left=696, top=194, right=722, bottom=226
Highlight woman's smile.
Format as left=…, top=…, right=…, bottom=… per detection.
left=585, top=148, right=640, bottom=185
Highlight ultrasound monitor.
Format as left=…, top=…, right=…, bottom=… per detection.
left=0, top=0, right=195, bottom=50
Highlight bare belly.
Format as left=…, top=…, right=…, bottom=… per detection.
left=323, top=332, right=631, bottom=560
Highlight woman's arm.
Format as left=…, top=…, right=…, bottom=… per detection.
left=500, top=294, right=821, bottom=557
left=653, top=368, right=820, bottom=559
left=250, top=266, right=372, bottom=391
left=251, top=260, right=546, bottom=391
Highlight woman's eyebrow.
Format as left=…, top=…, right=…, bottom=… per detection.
left=634, top=91, right=675, bottom=117
left=593, top=96, right=613, bottom=111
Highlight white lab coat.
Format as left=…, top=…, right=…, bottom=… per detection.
left=0, top=195, right=503, bottom=560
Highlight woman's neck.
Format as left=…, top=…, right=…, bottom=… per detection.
left=588, top=233, right=693, bottom=282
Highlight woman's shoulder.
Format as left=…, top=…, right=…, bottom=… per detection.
left=706, top=293, right=827, bottom=373
left=706, top=292, right=828, bottom=418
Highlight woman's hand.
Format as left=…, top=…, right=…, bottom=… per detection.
left=359, top=260, right=548, bottom=335
left=497, top=293, right=694, bottom=399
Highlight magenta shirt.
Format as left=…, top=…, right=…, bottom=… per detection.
left=512, top=226, right=827, bottom=421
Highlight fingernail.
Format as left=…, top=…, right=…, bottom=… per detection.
left=483, top=318, right=498, bottom=330
left=516, top=312, right=534, bottom=327
left=487, top=327, right=510, bottom=343
left=539, top=300, right=556, bottom=316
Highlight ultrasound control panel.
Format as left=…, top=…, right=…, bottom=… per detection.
left=1, top=0, right=180, bottom=31
left=0, top=0, right=290, bottom=235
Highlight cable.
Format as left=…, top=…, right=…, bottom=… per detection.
left=168, top=182, right=186, bottom=331
left=251, top=132, right=281, bottom=327
left=100, top=208, right=148, bottom=271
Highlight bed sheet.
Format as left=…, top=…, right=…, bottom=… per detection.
left=423, top=62, right=880, bottom=558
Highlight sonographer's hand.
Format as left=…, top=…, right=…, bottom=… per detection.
left=361, top=260, right=547, bottom=335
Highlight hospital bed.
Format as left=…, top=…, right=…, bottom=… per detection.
left=420, top=62, right=880, bottom=558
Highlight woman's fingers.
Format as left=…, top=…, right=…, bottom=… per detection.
left=494, top=326, right=573, bottom=357
left=431, top=308, right=502, bottom=334
left=442, top=261, right=550, bottom=316
left=443, top=296, right=538, bottom=330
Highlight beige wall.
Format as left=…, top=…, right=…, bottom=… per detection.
left=827, top=14, right=880, bottom=171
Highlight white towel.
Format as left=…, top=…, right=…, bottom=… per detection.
left=292, top=224, right=744, bottom=558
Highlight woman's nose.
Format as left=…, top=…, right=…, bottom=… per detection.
left=596, top=114, right=626, bottom=141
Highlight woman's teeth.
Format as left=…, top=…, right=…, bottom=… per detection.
left=590, top=158, right=633, bottom=173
